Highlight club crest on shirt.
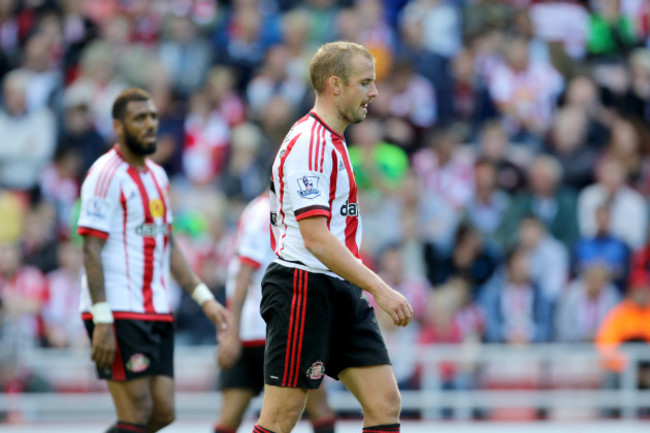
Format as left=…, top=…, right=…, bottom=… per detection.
left=149, top=198, right=164, bottom=218
left=126, top=353, right=150, bottom=373
left=306, top=360, right=325, bottom=380
left=297, top=176, right=320, bottom=199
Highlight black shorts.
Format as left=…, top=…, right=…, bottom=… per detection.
left=218, top=345, right=265, bottom=394
left=84, top=319, right=174, bottom=381
left=261, top=263, right=390, bottom=389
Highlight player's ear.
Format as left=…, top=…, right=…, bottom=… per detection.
left=329, top=76, right=341, bottom=96
left=113, top=118, right=123, bottom=137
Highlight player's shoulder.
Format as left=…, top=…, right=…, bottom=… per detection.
left=83, top=148, right=126, bottom=188
left=145, top=159, right=170, bottom=183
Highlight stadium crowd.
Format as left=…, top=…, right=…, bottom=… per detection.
left=1, top=0, right=650, bottom=410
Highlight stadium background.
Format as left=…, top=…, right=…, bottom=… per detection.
left=2, top=0, right=650, bottom=430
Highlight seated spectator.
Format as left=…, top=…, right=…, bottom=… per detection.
left=20, top=203, right=59, bottom=274
left=578, top=157, right=647, bottom=249
left=574, top=204, right=629, bottom=292
left=603, top=117, right=646, bottom=188
left=476, top=121, right=526, bottom=194
left=488, top=36, right=563, bottom=143
left=42, top=241, right=87, bottom=348
left=587, top=0, right=639, bottom=59
left=518, top=216, right=569, bottom=303
left=546, top=106, right=599, bottom=192
left=561, top=75, right=611, bottom=150
left=425, top=223, right=500, bottom=298
left=0, top=69, right=56, bottom=190
left=464, top=159, right=510, bottom=248
left=348, top=118, right=410, bottom=195
left=556, top=264, right=620, bottom=342
left=596, top=270, right=650, bottom=416
left=480, top=247, right=553, bottom=344
left=500, top=155, right=578, bottom=249
left=0, top=242, right=48, bottom=349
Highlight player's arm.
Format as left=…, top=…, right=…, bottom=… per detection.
left=169, top=233, right=231, bottom=334
left=298, top=216, right=413, bottom=327
left=82, top=234, right=115, bottom=370
left=217, top=261, right=256, bottom=368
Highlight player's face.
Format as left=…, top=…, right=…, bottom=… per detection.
left=121, top=100, right=159, bottom=155
left=338, top=54, right=378, bottom=125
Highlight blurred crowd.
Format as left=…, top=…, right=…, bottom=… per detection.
left=1, top=0, right=650, bottom=403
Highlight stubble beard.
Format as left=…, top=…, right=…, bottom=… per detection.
left=124, top=126, right=156, bottom=155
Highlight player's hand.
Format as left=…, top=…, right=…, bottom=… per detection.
left=217, top=331, right=242, bottom=369
left=202, top=299, right=232, bottom=337
left=374, top=286, right=413, bottom=327
left=91, top=323, right=116, bottom=370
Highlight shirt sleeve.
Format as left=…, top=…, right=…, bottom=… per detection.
left=77, top=167, right=121, bottom=239
left=284, top=137, right=333, bottom=221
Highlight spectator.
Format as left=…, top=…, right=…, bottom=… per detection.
left=500, top=155, right=578, bottom=249
left=574, top=204, right=629, bottom=292
left=42, top=241, right=87, bottom=348
left=464, top=159, right=510, bottom=247
left=480, top=247, right=554, bottom=344
left=488, top=36, right=563, bottom=143
left=578, top=157, right=647, bottom=249
left=587, top=0, right=639, bottom=59
left=603, top=117, right=646, bottom=186
left=561, top=75, right=611, bottom=150
left=556, top=264, right=620, bottom=342
left=546, top=106, right=599, bottom=192
left=476, top=121, right=526, bottom=194
left=0, top=242, right=48, bottom=349
left=0, top=69, right=56, bottom=190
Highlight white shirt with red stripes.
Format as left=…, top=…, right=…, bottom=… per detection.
left=77, top=146, right=174, bottom=321
left=226, top=194, right=276, bottom=344
left=270, top=111, right=361, bottom=276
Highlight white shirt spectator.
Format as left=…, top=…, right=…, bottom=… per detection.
left=527, top=235, right=569, bottom=302
left=530, top=1, right=590, bottom=59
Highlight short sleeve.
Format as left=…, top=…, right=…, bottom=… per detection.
left=284, top=139, right=332, bottom=221
left=77, top=168, right=121, bottom=239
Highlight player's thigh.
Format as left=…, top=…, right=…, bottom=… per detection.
left=219, top=388, right=257, bottom=427
left=107, top=377, right=154, bottom=421
left=149, top=375, right=175, bottom=417
left=338, top=364, right=401, bottom=416
left=304, top=383, right=334, bottom=421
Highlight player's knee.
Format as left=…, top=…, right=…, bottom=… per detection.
left=150, top=408, right=175, bottom=430
left=275, top=404, right=305, bottom=432
left=126, top=392, right=154, bottom=424
left=364, top=387, right=401, bottom=421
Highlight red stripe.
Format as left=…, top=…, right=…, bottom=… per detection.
left=314, top=124, right=323, bottom=171
left=254, top=426, right=273, bottom=433
left=115, top=423, right=145, bottom=432
left=112, top=324, right=126, bottom=381
left=241, top=339, right=265, bottom=347
left=240, top=256, right=262, bottom=269
left=308, top=121, right=317, bottom=171
left=331, top=136, right=360, bottom=258
left=77, top=227, right=109, bottom=239
left=294, top=270, right=308, bottom=387
left=277, top=134, right=302, bottom=256
left=147, top=164, right=170, bottom=302
left=282, top=269, right=299, bottom=386
left=99, top=156, right=122, bottom=198
left=127, top=167, right=156, bottom=313
left=214, top=425, right=237, bottom=433
left=287, top=269, right=303, bottom=387
left=120, top=189, right=132, bottom=308
left=327, top=150, right=338, bottom=229
left=94, top=152, right=118, bottom=196
left=319, top=125, right=327, bottom=173
left=295, top=208, right=330, bottom=221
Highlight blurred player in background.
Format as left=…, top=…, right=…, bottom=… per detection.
left=253, top=41, right=413, bottom=433
left=77, top=88, right=230, bottom=433
left=215, top=191, right=336, bottom=433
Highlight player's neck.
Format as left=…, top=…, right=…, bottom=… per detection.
left=116, top=142, right=147, bottom=169
left=311, top=98, right=348, bottom=137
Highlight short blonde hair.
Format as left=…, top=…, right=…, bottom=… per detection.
left=309, top=41, right=374, bottom=94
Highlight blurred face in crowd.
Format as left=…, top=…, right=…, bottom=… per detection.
left=336, top=53, right=378, bottom=125
left=630, top=286, right=650, bottom=307
left=584, top=265, right=610, bottom=298
left=595, top=205, right=611, bottom=234
left=480, top=123, right=508, bottom=160
left=508, top=250, right=530, bottom=285
left=350, top=118, right=382, bottom=150
left=379, top=247, right=403, bottom=283
left=529, top=158, right=560, bottom=197
left=518, top=218, right=544, bottom=249
left=118, top=99, right=159, bottom=156
left=505, top=38, right=529, bottom=72
left=566, top=76, right=598, bottom=109
left=596, top=158, right=626, bottom=193
left=609, top=119, right=640, bottom=157
left=475, top=161, right=497, bottom=199
left=552, top=107, right=587, bottom=153
left=2, top=73, right=26, bottom=116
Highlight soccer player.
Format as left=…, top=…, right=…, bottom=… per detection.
left=215, top=192, right=336, bottom=433
left=77, top=88, right=231, bottom=433
left=253, top=41, right=414, bottom=433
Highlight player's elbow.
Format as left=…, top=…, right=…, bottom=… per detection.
left=302, top=235, right=321, bottom=255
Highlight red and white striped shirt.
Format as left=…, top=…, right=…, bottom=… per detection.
left=226, top=194, right=276, bottom=344
left=270, top=111, right=361, bottom=275
left=77, top=146, right=173, bottom=321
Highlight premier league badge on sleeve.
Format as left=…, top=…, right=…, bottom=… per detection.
left=297, top=176, right=320, bottom=199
